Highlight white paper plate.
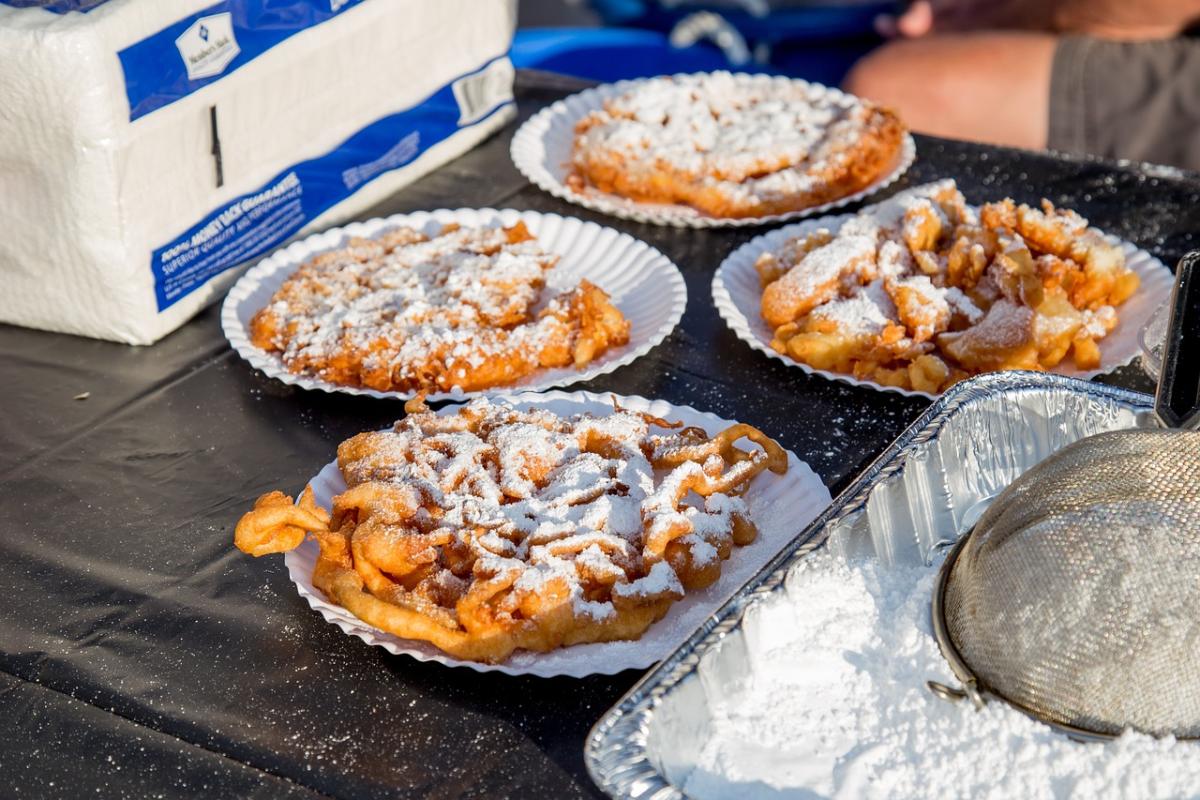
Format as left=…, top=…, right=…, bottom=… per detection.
left=221, top=209, right=686, bottom=401
left=510, top=71, right=916, bottom=229
left=712, top=188, right=1176, bottom=399
left=282, top=389, right=831, bottom=677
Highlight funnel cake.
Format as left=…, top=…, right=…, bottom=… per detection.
left=235, top=397, right=789, bottom=664
left=756, top=181, right=1141, bottom=394
left=567, top=73, right=906, bottom=219
left=248, top=221, right=630, bottom=393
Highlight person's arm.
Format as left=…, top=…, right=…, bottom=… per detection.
left=882, top=0, right=1200, bottom=41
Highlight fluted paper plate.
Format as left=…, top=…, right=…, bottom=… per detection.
left=221, top=209, right=686, bottom=401
left=282, top=390, right=831, bottom=677
left=510, top=71, right=915, bottom=229
left=713, top=186, right=1175, bottom=399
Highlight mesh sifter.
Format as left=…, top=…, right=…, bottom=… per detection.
left=928, top=252, right=1200, bottom=741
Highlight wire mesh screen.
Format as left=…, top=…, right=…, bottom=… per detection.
left=940, top=429, right=1200, bottom=738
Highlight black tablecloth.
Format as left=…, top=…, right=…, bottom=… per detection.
left=2, top=73, right=1196, bottom=798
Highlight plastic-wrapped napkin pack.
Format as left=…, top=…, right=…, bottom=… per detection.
left=0, top=0, right=517, bottom=344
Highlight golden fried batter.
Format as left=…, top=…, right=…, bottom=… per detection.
left=759, top=180, right=1140, bottom=393
left=235, top=398, right=789, bottom=663
left=567, top=73, right=907, bottom=219
left=249, top=222, right=631, bottom=393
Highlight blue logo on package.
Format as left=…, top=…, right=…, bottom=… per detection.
left=118, top=0, right=368, bottom=122
left=150, top=55, right=514, bottom=312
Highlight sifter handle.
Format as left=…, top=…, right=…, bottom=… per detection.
left=1155, top=251, right=1200, bottom=429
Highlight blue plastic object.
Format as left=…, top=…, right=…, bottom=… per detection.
left=590, top=1, right=896, bottom=42
left=514, top=1, right=897, bottom=85
left=512, top=28, right=743, bottom=84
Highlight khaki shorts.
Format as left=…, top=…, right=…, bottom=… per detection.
left=1050, top=35, right=1200, bottom=171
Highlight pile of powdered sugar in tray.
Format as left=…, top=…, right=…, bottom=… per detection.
left=682, top=547, right=1200, bottom=800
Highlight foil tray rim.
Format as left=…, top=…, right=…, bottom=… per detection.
left=584, top=370, right=1154, bottom=799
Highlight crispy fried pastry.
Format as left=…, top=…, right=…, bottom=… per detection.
left=759, top=180, right=1140, bottom=393
left=567, top=73, right=907, bottom=219
left=249, top=222, right=631, bottom=393
left=235, top=397, right=789, bottom=663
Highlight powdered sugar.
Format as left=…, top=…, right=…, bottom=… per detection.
left=576, top=73, right=844, bottom=189
left=248, top=223, right=624, bottom=393
left=569, top=73, right=904, bottom=215
left=767, top=234, right=877, bottom=316
left=613, top=560, right=684, bottom=601
left=810, top=282, right=896, bottom=338
left=287, top=390, right=832, bottom=675
left=962, top=299, right=1035, bottom=349
left=683, top=548, right=1200, bottom=799
left=338, top=397, right=775, bottom=638
left=1082, top=306, right=1117, bottom=338
left=945, top=286, right=983, bottom=324
left=888, top=275, right=949, bottom=341
left=608, top=73, right=838, bottom=181
left=750, top=179, right=1143, bottom=394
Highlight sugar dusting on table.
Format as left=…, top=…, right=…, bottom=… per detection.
left=682, top=548, right=1200, bottom=800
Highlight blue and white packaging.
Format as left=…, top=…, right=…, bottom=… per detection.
left=0, top=0, right=517, bottom=344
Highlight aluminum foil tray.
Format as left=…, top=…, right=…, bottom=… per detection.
left=585, top=371, right=1155, bottom=798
